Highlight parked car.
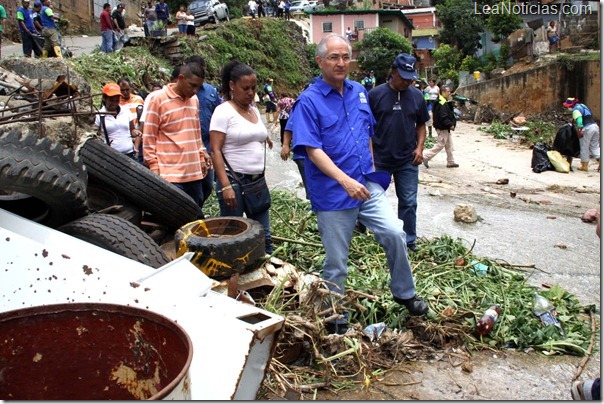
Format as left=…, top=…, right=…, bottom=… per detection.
left=304, top=1, right=324, bottom=11
left=290, top=0, right=322, bottom=13
left=188, top=0, right=229, bottom=26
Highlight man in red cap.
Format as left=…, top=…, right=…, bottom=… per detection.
left=563, top=97, right=600, bottom=172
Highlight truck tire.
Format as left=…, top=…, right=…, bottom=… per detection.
left=58, top=213, right=170, bottom=269
left=87, top=178, right=142, bottom=226
left=0, top=130, right=88, bottom=228
left=0, top=191, right=50, bottom=223
left=174, top=217, right=265, bottom=279
left=79, top=139, right=199, bottom=229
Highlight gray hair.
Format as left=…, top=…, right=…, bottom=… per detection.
left=440, top=85, right=451, bottom=92
left=316, top=34, right=351, bottom=58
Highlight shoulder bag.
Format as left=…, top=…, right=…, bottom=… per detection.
left=221, top=144, right=271, bottom=216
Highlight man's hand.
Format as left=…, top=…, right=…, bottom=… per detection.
left=280, top=143, right=290, bottom=161
left=340, top=176, right=371, bottom=202
left=411, top=147, right=423, bottom=166
left=266, top=136, right=273, bottom=149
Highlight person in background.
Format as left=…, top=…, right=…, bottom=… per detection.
left=155, top=0, right=170, bottom=27
left=99, top=3, right=114, bottom=53
left=40, top=0, right=62, bottom=58
left=138, top=81, right=164, bottom=133
left=263, top=77, right=277, bottom=123
left=345, top=26, right=352, bottom=40
left=563, top=97, right=600, bottom=172
left=274, top=92, right=294, bottom=144
left=257, top=0, right=266, bottom=17
left=425, top=79, right=439, bottom=110
left=143, top=63, right=211, bottom=218
left=524, top=22, right=534, bottom=60
left=423, top=85, right=459, bottom=169
left=210, top=60, right=274, bottom=254
left=284, top=0, right=291, bottom=20
left=144, top=0, right=157, bottom=34
left=186, top=9, right=195, bottom=36
left=175, top=5, right=187, bottom=35
left=118, top=77, right=145, bottom=163
left=32, top=1, right=43, bottom=32
left=17, top=0, right=37, bottom=57
left=184, top=55, right=220, bottom=213
left=96, top=82, right=140, bottom=159
left=369, top=53, right=429, bottom=252
left=112, top=3, right=126, bottom=51
left=290, top=34, right=429, bottom=335
left=277, top=0, right=284, bottom=18
left=248, top=0, right=257, bottom=18
left=547, top=20, right=560, bottom=52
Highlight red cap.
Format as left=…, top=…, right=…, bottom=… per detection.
left=102, top=82, right=121, bottom=97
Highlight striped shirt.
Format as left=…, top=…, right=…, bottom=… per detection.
left=143, top=83, right=205, bottom=183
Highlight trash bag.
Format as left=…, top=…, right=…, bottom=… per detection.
left=531, top=142, right=554, bottom=173
left=553, top=123, right=580, bottom=158
left=547, top=150, right=570, bottom=173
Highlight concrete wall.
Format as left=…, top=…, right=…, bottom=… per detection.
left=457, top=59, right=600, bottom=121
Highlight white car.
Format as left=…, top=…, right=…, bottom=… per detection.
left=290, top=0, right=322, bottom=13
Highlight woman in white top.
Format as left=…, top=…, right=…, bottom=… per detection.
left=210, top=60, right=274, bottom=253
left=175, top=5, right=188, bottom=35
left=95, top=82, right=139, bottom=158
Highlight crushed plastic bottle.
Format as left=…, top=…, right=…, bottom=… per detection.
left=476, top=305, right=501, bottom=336
left=363, top=322, right=387, bottom=342
left=532, top=292, right=566, bottom=338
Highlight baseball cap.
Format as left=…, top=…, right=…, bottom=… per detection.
left=267, top=78, right=273, bottom=82
left=102, top=82, right=122, bottom=97
left=393, top=53, right=418, bottom=81
left=34, top=1, right=42, bottom=6
left=563, top=97, right=578, bottom=108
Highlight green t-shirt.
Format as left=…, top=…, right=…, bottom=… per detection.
left=0, top=6, right=7, bottom=32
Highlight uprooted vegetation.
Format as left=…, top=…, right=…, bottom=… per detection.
left=204, top=191, right=598, bottom=399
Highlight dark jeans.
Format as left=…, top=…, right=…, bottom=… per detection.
left=376, top=161, right=419, bottom=249
left=294, top=158, right=309, bottom=200
left=21, top=31, right=34, bottom=57
left=279, top=118, right=288, bottom=144
left=172, top=180, right=204, bottom=219
left=200, top=168, right=214, bottom=205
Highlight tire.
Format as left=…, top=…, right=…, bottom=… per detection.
left=0, top=130, right=88, bottom=228
left=0, top=191, right=50, bottom=223
left=58, top=213, right=170, bottom=269
left=174, top=217, right=265, bottom=279
left=79, top=139, right=198, bottom=229
left=87, top=178, right=142, bottom=226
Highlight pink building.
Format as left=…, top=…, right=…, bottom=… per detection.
left=309, top=10, right=414, bottom=45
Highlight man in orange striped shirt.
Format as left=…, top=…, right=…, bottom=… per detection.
left=143, top=63, right=211, bottom=218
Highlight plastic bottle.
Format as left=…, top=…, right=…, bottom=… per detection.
left=532, top=292, right=564, bottom=327
left=476, top=305, right=502, bottom=336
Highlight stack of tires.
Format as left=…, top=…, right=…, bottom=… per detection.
left=0, top=130, right=198, bottom=269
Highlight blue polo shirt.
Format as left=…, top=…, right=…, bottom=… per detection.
left=284, top=104, right=304, bottom=162
left=291, top=76, right=376, bottom=212
left=196, top=83, right=219, bottom=149
left=17, top=6, right=36, bottom=33
left=155, top=2, right=169, bottom=20
left=40, top=6, right=56, bottom=29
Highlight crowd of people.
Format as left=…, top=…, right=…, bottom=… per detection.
left=14, top=0, right=64, bottom=58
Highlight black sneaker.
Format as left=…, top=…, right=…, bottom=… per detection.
left=325, top=323, right=349, bottom=335
left=393, top=295, right=429, bottom=316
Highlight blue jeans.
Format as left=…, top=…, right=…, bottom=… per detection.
left=377, top=161, right=418, bottom=249
left=172, top=180, right=204, bottom=219
left=100, top=30, right=114, bottom=53
left=316, top=181, right=416, bottom=320
left=216, top=176, right=273, bottom=254
left=178, top=24, right=187, bottom=34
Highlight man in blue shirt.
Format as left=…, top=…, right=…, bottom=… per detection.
left=290, top=34, right=428, bottom=334
left=184, top=56, right=220, bottom=215
left=155, top=0, right=170, bottom=26
left=17, top=0, right=38, bottom=57
left=368, top=53, right=430, bottom=251
left=40, top=0, right=61, bottom=58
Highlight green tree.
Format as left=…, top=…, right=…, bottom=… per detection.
left=356, top=28, right=412, bottom=84
left=436, top=0, right=484, bottom=57
left=484, top=1, right=523, bottom=43
left=432, top=43, right=462, bottom=85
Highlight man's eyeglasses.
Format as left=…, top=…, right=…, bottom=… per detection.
left=324, top=54, right=351, bottom=63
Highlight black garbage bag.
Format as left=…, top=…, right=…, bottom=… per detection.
left=531, top=142, right=555, bottom=173
left=553, top=123, right=580, bottom=158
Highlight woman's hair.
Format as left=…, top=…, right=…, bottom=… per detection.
left=220, top=60, right=255, bottom=101
left=117, top=77, right=133, bottom=87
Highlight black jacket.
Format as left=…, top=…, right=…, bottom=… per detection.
left=433, top=95, right=456, bottom=130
